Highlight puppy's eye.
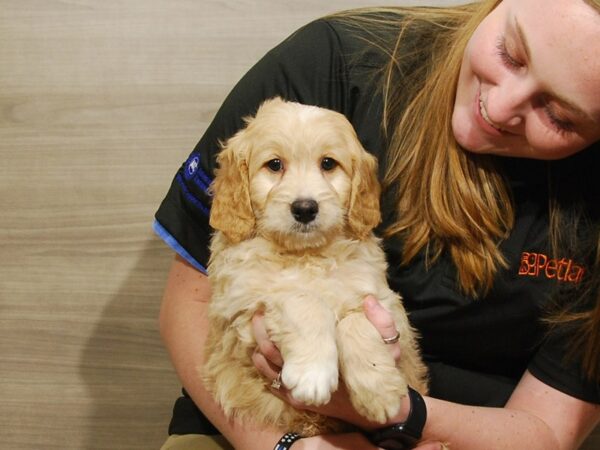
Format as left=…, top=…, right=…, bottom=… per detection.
left=266, top=159, right=283, bottom=172
left=321, top=157, right=337, bottom=171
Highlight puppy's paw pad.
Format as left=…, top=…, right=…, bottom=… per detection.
left=282, top=363, right=338, bottom=406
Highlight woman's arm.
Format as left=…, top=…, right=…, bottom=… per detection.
left=254, top=297, right=600, bottom=450
left=422, top=371, right=600, bottom=450
left=161, top=255, right=600, bottom=449
left=159, top=254, right=381, bottom=450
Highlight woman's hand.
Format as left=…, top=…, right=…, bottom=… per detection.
left=251, top=296, right=404, bottom=426
left=252, top=296, right=447, bottom=449
left=362, top=295, right=403, bottom=362
left=251, top=291, right=599, bottom=449
left=294, top=434, right=445, bottom=450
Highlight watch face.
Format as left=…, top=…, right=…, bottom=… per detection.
left=377, top=436, right=418, bottom=450
left=370, top=424, right=419, bottom=450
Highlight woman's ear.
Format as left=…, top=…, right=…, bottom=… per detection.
left=209, top=132, right=255, bottom=243
left=347, top=147, right=381, bottom=239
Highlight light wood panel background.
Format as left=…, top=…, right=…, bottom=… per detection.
left=1, top=1, right=597, bottom=449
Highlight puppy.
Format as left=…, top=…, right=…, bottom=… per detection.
left=204, top=97, right=427, bottom=437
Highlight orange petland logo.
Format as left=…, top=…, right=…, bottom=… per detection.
left=518, top=252, right=586, bottom=283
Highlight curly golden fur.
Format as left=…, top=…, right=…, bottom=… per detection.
left=204, top=98, right=427, bottom=436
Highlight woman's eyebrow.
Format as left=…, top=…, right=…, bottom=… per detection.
left=514, top=17, right=594, bottom=123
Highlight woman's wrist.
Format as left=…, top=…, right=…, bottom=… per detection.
left=365, top=387, right=427, bottom=449
left=354, top=386, right=413, bottom=431
left=293, top=432, right=380, bottom=449
left=273, top=432, right=303, bottom=450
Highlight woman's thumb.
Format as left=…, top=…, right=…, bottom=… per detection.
left=363, top=295, right=398, bottom=341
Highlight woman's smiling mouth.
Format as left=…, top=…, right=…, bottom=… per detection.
left=479, top=97, right=505, bottom=132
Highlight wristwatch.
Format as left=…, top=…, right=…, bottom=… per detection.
left=366, top=387, right=427, bottom=450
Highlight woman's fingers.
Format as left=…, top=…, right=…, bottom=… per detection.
left=363, top=295, right=402, bottom=362
left=252, top=312, right=284, bottom=367
left=251, top=313, right=285, bottom=391
left=363, top=295, right=397, bottom=338
left=251, top=348, right=280, bottom=380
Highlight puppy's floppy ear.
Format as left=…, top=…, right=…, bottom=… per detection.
left=347, top=146, right=381, bottom=239
left=209, top=132, right=255, bottom=243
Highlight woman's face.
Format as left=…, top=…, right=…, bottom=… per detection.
left=452, top=0, right=600, bottom=159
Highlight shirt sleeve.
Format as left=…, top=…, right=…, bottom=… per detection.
left=529, top=324, right=600, bottom=404
left=153, top=19, right=349, bottom=270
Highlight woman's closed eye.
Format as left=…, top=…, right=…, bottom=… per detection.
left=496, top=35, right=577, bottom=136
left=495, top=35, right=523, bottom=70
left=542, top=103, right=575, bottom=135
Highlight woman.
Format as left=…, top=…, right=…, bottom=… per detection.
left=154, top=0, right=600, bottom=448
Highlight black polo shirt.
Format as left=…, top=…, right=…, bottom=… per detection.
left=154, top=16, right=599, bottom=435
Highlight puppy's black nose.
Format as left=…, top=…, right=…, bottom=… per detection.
left=291, top=199, right=319, bottom=224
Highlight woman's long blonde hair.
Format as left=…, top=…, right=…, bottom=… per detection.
left=335, top=1, right=505, bottom=296
left=332, top=0, right=600, bottom=378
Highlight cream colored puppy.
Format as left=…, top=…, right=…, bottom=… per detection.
left=204, top=97, right=427, bottom=436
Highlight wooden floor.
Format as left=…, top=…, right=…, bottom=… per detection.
left=0, top=0, right=597, bottom=448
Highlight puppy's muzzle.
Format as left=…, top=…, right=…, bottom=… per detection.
left=291, top=199, right=318, bottom=224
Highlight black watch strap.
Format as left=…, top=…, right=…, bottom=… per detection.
left=367, top=387, right=427, bottom=450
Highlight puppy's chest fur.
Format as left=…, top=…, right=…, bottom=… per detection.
left=208, top=233, right=390, bottom=320
left=205, top=231, right=427, bottom=435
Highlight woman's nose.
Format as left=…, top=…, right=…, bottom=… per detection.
left=485, top=75, right=535, bottom=132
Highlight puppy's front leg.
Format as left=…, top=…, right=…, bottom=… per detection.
left=266, top=297, right=338, bottom=406
left=337, top=312, right=407, bottom=424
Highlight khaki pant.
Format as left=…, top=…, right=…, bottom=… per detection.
left=160, top=434, right=234, bottom=450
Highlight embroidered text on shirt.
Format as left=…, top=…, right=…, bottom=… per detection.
left=518, top=252, right=586, bottom=283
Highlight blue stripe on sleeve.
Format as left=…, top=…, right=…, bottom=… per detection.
left=152, top=220, right=208, bottom=274
left=183, top=154, right=214, bottom=195
left=195, top=166, right=214, bottom=193
left=176, top=173, right=211, bottom=217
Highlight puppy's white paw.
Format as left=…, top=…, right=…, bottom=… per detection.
left=281, top=361, right=338, bottom=406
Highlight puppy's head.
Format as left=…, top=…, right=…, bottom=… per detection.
left=209, top=97, right=381, bottom=249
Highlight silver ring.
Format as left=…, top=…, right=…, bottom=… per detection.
left=383, top=331, right=400, bottom=344
left=270, top=371, right=282, bottom=390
